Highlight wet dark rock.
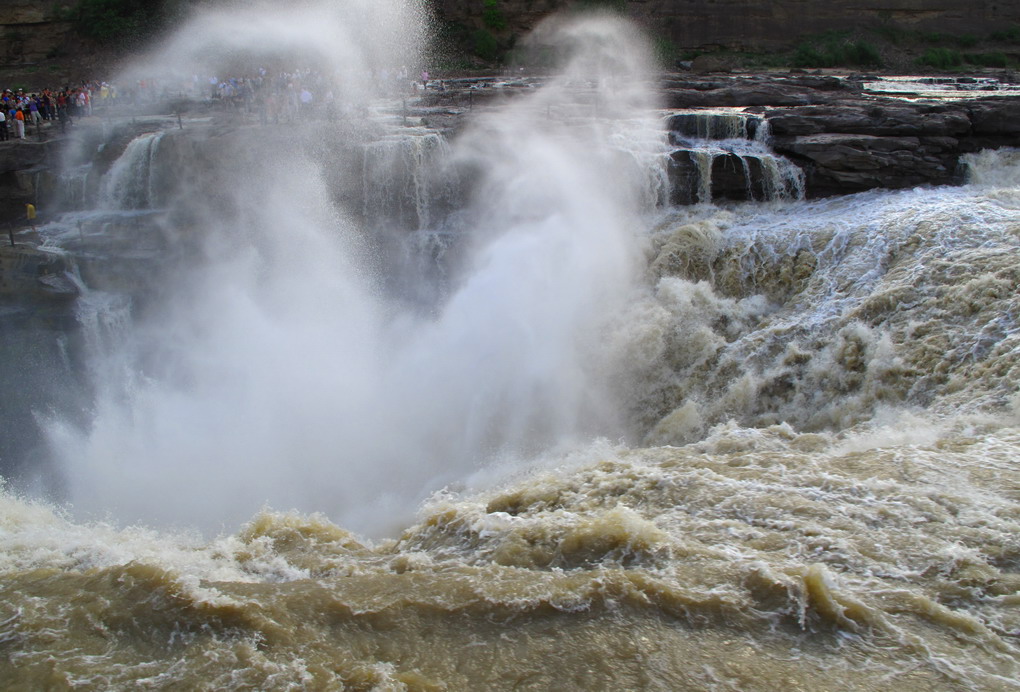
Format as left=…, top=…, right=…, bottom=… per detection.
left=666, top=112, right=763, bottom=141
left=665, top=84, right=821, bottom=108
left=0, top=138, right=55, bottom=174
left=967, top=98, right=1020, bottom=136
left=691, top=55, right=734, bottom=74
left=657, top=77, right=1020, bottom=201
left=782, top=76, right=849, bottom=91
left=774, top=133, right=961, bottom=196
left=711, top=153, right=765, bottom=201
left=662, top=74, right=863, bottom=108
left=666, top=149, right=770, bottom=204
left=764, top=103, right=972, bottom=138
left=0, top=244, right=77, bottom=300
left=761, top=95, right=1020, bottom=196
left=0, top=139, right=63, bottom=220
left=666, top=150, right=700, bottom=206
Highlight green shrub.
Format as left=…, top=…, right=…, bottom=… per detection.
left=919, top=31, right=950, bottom=44
left=965, top=52, right=1008, bottom=67
left=917, top=31, right=980, bottom=48
left=956, top=34, right=979, bottom=48
left=793, top=44, right=833, bottom=68
left=918, top=47, right=963, bottom=69
left=814, top=29, right=852, bottom=43
left=654, top=37, right=677, bottom=67
left=990, top=25, right=1020, bottom=42
left=481, top=0, right=506, bottom=32
left=792, top=39, right=882, bottom=68
left=473, top=28, right=500, bottom=62
left=871, top=23, right=908, bottom=45
left=845, top=41, right=882, bottom=65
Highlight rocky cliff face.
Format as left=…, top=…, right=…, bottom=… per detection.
left=4, top=1, right=1019, bottom=72
left=662, top=76, right=1020, bottom=198
left=435, top=0, right=1020, bottom=51
left=633, top=0, right=1020, bottom=50
left=0, top=3, right=73, bottom=66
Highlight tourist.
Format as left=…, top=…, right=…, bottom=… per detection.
left=13, top=107, right=25, bottom=139
left=56, top=92, right=69, bottom=132
left=0, top=109, right=7, bottom=141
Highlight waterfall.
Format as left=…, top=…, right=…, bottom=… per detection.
left=54, top=164, right=91, bottom=211
left=759, top=154, right=805, bottom=201
left=97, top=132, right=165, bottom=210
left=66, top=267, right=133, bottom=388
left=667, top=112, right=757, bottom=140
left=665, top=111, right=804, bottom=204
left=361, top=131, right=456, bottom=231
left=694, top=149, right=713, bottom=204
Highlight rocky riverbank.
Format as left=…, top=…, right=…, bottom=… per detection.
left=424, top=72, right=1020, bottom=199
left=666, top=73, right=1020, bottom=197
left=0, top=72, right=1018, bottom=232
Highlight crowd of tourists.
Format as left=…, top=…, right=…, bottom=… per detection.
left=188, top=66, right=433, bottom=122
left=0, top=82, right=116, bottom=141
left=0, top=65, right=438, bottom=142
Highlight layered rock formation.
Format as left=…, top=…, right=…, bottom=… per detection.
left=434, top=0, right=1020, bottom=52
left=425, top=74, right=1020, bottom=200
left=629, top=0, right=1020, bottom=51
left=0, top=138, right=62, bottom=222
left=664, top=76, right=1020, bottom=197
left=0, top=3, right=72, bottom=66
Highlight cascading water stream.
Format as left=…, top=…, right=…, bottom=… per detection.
left=97, top=131, right=165, bottom=210
left=361, top=130, right=457, bottom=231
left=666, top=111, right=805, bottom=204
left=630, top=147, right=1020, bottom=446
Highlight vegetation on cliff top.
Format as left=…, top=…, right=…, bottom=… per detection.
left=7, top=0, right=1020, bottom=77
left=436, top=1, right=1020, bottom=73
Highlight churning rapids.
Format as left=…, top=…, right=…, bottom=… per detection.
left=3, top=3, right=1020, bottom=691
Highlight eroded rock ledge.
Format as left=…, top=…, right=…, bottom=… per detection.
left=670, top=74, right=1020, bottom=197
left=427, top=73, right=1020, bottom=199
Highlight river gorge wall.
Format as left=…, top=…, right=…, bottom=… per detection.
left=435, top=0, right=1020, bottom=52
left=4, top=2, right=1020, bottom=72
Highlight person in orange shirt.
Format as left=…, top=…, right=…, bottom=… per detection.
left=13, top=107, right=25, bottom=139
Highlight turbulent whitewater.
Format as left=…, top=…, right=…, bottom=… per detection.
left=2, top=2, right=1020, bottom=691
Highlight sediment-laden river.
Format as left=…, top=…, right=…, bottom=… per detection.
left=2, top=3, right=1019, bottom=690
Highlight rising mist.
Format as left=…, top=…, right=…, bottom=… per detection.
left=46, top=2, right=665, bottom=536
